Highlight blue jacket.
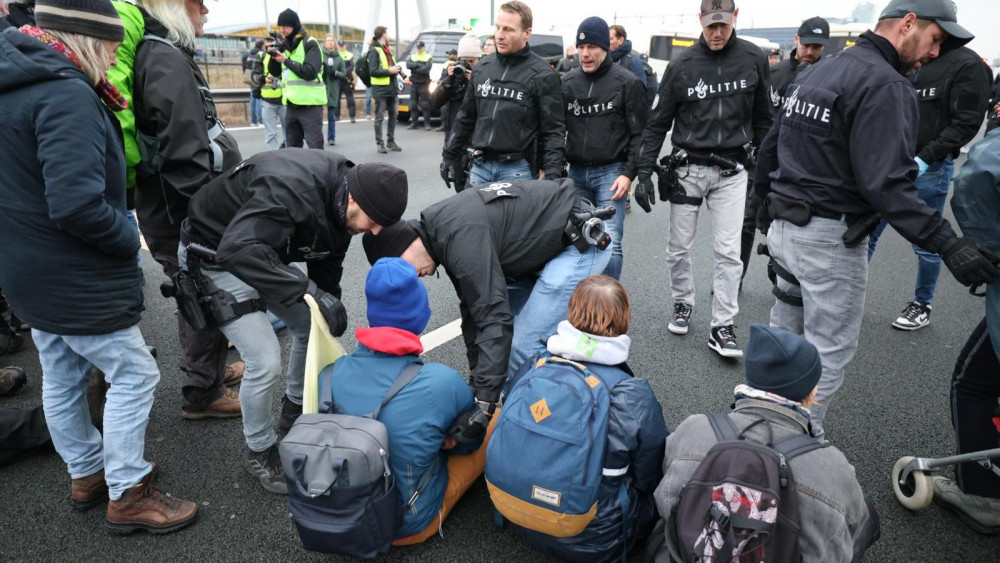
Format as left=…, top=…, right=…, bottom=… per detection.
left=328, top=328, right=477, bottom=537
left=506, top=347, right=669, bottom=561
left=0, top=27, right=142, bottom=335
left=610, top=39, right=647, bottom=85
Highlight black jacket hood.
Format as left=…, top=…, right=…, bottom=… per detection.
left=0, top=26, right=86, bottom=94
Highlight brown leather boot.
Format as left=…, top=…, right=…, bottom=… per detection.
left=72, top=462, right=158, bottom=512
left=223, top=361, right=245, bottom=386
left=106, top=470, right=196, bottom=534
left=181, top=387, right=242, bottom=420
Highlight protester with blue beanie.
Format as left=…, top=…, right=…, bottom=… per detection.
left=326, top=258, right=495, bottom=545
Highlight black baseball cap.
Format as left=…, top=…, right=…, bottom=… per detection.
left=797, top=17, right=830, bottom=46
left=416, top=40, right=426, bottom=48
left=879, top=0, right=973, bottom=47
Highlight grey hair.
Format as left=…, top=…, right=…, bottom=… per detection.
left=137, top=0, right=196, bottom=51
left=46, top=29, right=114, bottom=85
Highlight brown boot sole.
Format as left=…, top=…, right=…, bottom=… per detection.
left=181, top=409, right=242, bottom=420
left=73, top=463, right=158, bottom=512
left=106, top=511, right=198, bottom=535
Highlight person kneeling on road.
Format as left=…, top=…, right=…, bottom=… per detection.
left=363, top=178, right=613, bottom=445
left=327, top=258, right=494, bottom=544
left=651, top=324, right=880, bottom=561
left=498, top=275, right=668, bottom=561
left=179, top=149, right=408, bottom=494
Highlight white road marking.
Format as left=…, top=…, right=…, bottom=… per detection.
left=420, top=318, right=463, bottom=352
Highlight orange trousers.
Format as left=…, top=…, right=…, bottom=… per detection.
left=392, top=413, right=499, bottom=545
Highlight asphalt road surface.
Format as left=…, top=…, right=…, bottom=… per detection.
left=2, top=119, right=999, bottom=562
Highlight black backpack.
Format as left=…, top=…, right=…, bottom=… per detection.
left=356, top=51, right=373, bottom=87
left=664, top=414, right=827, bottom=563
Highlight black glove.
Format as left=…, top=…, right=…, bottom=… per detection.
left=440, top=158, right=457, bottom=189
left=942, top=239, right=1000, bottom=287
left=756, top=198, right=772, bottom=235
left=634, top=173, right=655, bottom=213
left=306, top=282, right=348, bottom=337
left=447, top=402, right=494, bottom=444
left=544, top=169, right=563, bottom=181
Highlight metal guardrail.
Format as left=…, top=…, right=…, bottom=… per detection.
left=211, top=88, right=252, bottom=104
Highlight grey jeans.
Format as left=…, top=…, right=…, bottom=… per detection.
left=766, top=218, right=868, bottom=437
left=178, top=245, right=310, bottom=452
left=668, top=164, right=747, bottom=327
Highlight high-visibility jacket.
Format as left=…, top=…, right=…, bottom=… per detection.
left=259, top=51, right=283, bottom=100
left=338, top=49, right=353, bottom=62
left=283, top=36, right=325, bottom=106
left=370, top=44, right=393, bottom=87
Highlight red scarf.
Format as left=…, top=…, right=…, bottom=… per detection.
left=20, top=25, right=128, bottom=112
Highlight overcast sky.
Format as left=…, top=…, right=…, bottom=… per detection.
left=204, top=1, right=999, bottom=64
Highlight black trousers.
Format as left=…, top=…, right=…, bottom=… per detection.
left=740, top=175, right=760, bottom=282
left=374, top=95, right=397, bottom=145
left=952, top=317, right=1000, bottom=497
left=146, top=237, right=228, bottom=409
left=0, top=406, right=51, bottom=468
left=409, top=82, right=432, bottom=128
left=335, top=80, right=356, bottom=119
left=285, top=105, right=325, bottom=149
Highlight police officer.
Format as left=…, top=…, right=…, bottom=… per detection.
left=867, top=41, right=993, bottom=331
left=406, top=40, right=433, bottom=131
left=268, top=9, right=325, bottom=149
left=754, top=0, right=999, bottom=437
left=361, top=179, right=612, bottom=444
left=635, top=0, right=773, bottom=358
left=180, top=150, right=409, bottom=493
left=741, top=17, right=830, bottom=281
left=441, top=1, right=565, bottom=186
left=562, top=16, right=648, bottom=280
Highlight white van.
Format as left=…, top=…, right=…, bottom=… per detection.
left=647, top=28, right=780, bottom=79
left=826, top=23, right=871, bottom=55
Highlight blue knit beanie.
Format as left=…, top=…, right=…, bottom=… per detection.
left=575, top=16, right=610, bottom=52
left=744, top=324, right=822, bottom=402
left=365, top=258, right=431, bottom=334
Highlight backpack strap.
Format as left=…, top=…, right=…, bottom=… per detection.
left=617, top=481, right=630, bottom=563
left=772, top=433, right=828, bottom=461
left=367, top=361, right=424, bottom=419
left=707, top=413, right=741, bottom=442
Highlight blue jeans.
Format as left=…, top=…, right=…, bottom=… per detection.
left=261, top=101, right=286, bottom=151
left=469, top=159, right=532, bottom=186
left=249, top=93, right=262, bottom=125
left=364, top=87, right=373, bottom=115
left=34, top=325, right=158, bottom=499
left=767, top=218, right=869, bottom=437
left=867, top=156, right=953, bottom=304
left=505, top=243, right=612, bottom=377
left=179, top=245, right=310, bottom=452
left=327, top=106, right=336, bottom=142
left=569, top=162, right=627, bottom=279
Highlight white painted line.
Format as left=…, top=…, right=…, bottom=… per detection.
left=420, top=318, right=463, bottom=353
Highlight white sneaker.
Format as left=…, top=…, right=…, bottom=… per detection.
left=892, top=301, right=931, bottom=331
left=932, top=475, right=1000, bottom=534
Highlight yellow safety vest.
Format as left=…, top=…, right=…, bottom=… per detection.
left=282, top=36, right=326, bottom=106
left=338, top=49, right=353, bottom=62
left=410, top=50, right=431, bottom=63
left=371, top=44, right=393, bottom=87
left=259, top=51, right=283, bottom=100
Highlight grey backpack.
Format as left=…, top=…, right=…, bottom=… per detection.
left=280, top=362, right=434, bottom=558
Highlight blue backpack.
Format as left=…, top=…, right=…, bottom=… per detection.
left=486, top=355, right=625, bottom=537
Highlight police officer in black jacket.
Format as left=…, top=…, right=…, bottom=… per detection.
left=362, top=179, right=611, bottom=443
left=635, top=0, right=772, bottom=359
left=562, top=16, right=648, bottom=280
left=754, top=0, right=999, bottom=437
left=181, top=150, right=409, bottom=493
left=867, top=43, right=993, bottom=331
left=442, top=1, right=565, bottom=186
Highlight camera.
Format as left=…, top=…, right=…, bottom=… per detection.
left=565, top=205, right=616, bottom=252
left=267, top=30, right=285, bottom=55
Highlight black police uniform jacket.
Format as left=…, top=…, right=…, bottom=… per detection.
left=184, top=149, right=354, bottom=306
left=412, top=179, right=578, bottom=403
left=768, top=48, right=813, bottom=115
left=911, top=45, right=993, bottom=165
left=755, top=31, right=958, bottom=254
left=443, top=44, right=566, bottom=178
left=561, top=55, right=649, bottom=180
left=637, top=32, right=772, bottom=173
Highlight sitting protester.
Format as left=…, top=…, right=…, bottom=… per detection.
left=651, top=324, right=879, bottom=561
left=326, top=258, right=493, bottom=544
left=488, top=275, right=668, bottom=562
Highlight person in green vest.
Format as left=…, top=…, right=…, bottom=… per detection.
left=254, top=35, right=286, bottom=150
left=406, top=40, right=433, bottom=131
left=322, top=33, right=346, bottom=146
left=336, top=38, right=357, bottom=122
left=268, top=9, right=324, bottom=149
left=367, top=25, right=403, bottom=153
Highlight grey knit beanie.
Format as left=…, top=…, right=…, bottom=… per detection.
left=34, top=0, right=124, bottom=42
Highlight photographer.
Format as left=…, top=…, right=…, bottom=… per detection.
left=368, top=25, right=403, bottom=153
left=267, top=9, right=325, bottom=149
left=433, top=34, right=482, bottom=188
left=178, top=150, right=409, bottom=494
left=362, top=178, right=612, bottom=444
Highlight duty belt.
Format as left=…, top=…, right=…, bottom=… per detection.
left=475, top=149, right=523, bottom=162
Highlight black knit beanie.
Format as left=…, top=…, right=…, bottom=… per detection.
left=34, top=0, right=124, bottom=42
left=277, top=8, right=300, bottom=30
left=346, top=162, right=408, bottom=227
left=575, top=16, right=610, bottom=52
left=362, top=220, right=420, bottom=265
